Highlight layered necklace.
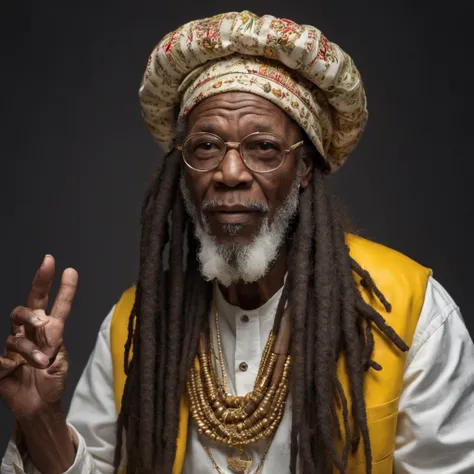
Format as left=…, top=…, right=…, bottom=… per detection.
left=186, top=306, right=292, bottom=473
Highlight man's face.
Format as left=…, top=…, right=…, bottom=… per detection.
left=182, top=92, right=312, bottom=246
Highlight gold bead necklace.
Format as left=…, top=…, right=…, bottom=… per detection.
left=186, top=307, right=292, bottom=473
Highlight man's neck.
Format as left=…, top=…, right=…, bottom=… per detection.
left=218, top=245, right=288, bottom=310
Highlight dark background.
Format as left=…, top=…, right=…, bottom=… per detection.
left=0, top=0, right=472, bottom=454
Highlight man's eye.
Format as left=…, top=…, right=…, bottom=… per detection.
left=257, top=141, right=278, bottom=151
left=195, top=142, right=217, bottom=151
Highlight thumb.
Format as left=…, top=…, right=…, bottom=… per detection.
left=45, top=345, right=68, bottom=376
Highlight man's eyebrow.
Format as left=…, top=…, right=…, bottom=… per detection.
left=194, top=123, right=217, bottom=133
left=193, top=122, right=278, bottom=134
left=247, top=123, right=276, bottom=133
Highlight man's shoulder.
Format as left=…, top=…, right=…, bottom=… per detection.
left=346, top=233, right=432, bottom=280
left=111, top=285, right=137, bottom=327
left=110, top=269, right=172, bottom=328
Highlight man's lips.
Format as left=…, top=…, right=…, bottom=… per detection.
left=204, top=206, right=265, bottom=225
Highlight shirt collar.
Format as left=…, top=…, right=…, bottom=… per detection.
left=213, top=280, right=285, bottom=327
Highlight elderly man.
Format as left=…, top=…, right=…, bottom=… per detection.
left=1, top=10, right=474, bottom=474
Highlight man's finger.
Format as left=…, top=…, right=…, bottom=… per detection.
left=27, top=255, right=55, bottom=311
left=3, top=350, right=27, bottom=367
left=50, top=268, right=78, bottom=322
left=0, top=356, right=19, bottom=379
left=10, top=306, right=50, bottom=334
left=5, top=335, right=50, bottom=369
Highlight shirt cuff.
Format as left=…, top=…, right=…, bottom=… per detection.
left=1, top=437, right=25, bottom=474
left=1, top=425, right=96, bottom=474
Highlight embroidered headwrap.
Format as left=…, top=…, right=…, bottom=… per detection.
left=139, top=11, right=368, bottom=171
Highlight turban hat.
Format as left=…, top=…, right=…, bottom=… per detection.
left=139, top=11, right=368, bottom=171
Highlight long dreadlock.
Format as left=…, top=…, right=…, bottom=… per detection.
left=113, top=135, right=409, bottom=473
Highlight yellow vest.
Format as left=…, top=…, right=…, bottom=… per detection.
left=110, top=234, right=431, bottom=473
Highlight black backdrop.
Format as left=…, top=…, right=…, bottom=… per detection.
left=1, top=0, right=473, bottom=454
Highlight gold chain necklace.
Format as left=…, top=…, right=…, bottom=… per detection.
left=213, top=309, right=274, bottom=396
left=186, top=307, right=292, bottom=474
left=203, top=435, right=274, bottom=474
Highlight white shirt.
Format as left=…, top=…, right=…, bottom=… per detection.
left=2, top=276, right=474, bottom=474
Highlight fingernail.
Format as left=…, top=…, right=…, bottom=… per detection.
left=33, top=351, right=49, bottom=365
left=33, top=315, right=46, bottom=325
left=41, top=255, right=52, bottom=267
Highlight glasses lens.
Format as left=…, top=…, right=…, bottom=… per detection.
left=182, top=134, right=224, bottom=171
left=241, top=133, right=285, bottom=172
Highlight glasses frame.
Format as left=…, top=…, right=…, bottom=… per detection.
left=176, top=131, right=304, bottom=174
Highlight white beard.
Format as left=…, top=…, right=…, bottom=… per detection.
left=180, top=176, right=301, bottom=287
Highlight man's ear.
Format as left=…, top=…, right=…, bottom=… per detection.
left=299, top=144, right=314, bottom=189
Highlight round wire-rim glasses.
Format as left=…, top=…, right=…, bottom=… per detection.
left=176, top=131, right=304, bottom=173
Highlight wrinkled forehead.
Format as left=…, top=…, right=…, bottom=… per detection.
left=185, top=91, right=302, bottom=136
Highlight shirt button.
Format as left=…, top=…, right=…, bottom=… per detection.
left=239, top=362, right=248, bottom=372
left=240, top=314, right=249, bottom=323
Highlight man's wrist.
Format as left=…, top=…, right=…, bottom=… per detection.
left=16, top=402, right=76, bottom=474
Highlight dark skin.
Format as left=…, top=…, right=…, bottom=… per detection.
left=184, top=91, right=313, bottom=309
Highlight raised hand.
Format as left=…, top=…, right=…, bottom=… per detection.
left=0, top=255, right=78, bottom=419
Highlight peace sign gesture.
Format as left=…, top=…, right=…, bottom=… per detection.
left=0, top=255, right=78, bottom=419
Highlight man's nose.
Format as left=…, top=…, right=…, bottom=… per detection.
left=212, top=148, right=253, bottom=188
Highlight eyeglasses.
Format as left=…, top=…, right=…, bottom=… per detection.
left=177, top=132, right=304, bottom=173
